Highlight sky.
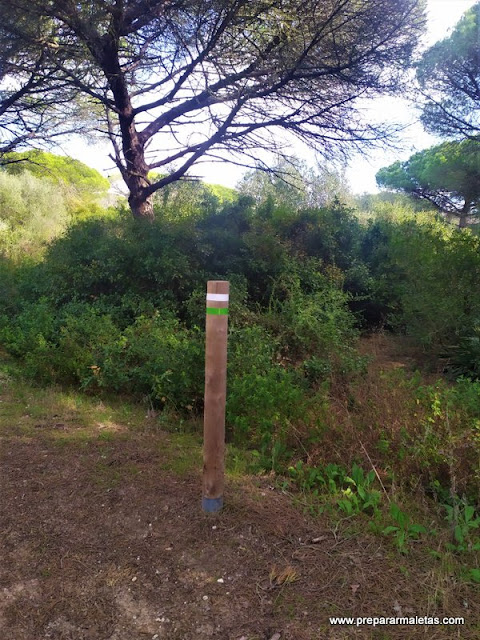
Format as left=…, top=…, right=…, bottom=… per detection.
left=64, top=0, right=478, bottom=195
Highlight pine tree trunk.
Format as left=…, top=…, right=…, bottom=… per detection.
left=459, top=201, right=470, bottom=228
left=128, top=186, right=154, bottom=220
left=118, top=110, right=154, bottom=221
left=101, top=42, right=155, bottom=220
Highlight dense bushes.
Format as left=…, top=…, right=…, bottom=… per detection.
left=3, top=185, right=480, bottom=381
left=0, top=190, right=368, bottom=468
left=362, top=213, right=480, bottom=354
left=1, top=171, right=480, bottom=484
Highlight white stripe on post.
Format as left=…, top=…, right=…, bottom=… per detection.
left=206, top=293, right=230, bottom=302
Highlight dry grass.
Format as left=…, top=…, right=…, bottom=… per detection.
left=301, top=334, right=478, bottom=499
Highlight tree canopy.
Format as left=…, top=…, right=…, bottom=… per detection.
left=238, top=157, right=349, bottom=209
left=0, top=3, right=92, bottom=156
left=2, top=150, right=110, bottom=198
left=0, top=0, right=426, bottom=219
left=376, top=139, right=480, bottom=227
left=417, top=2, right=480, bottom=139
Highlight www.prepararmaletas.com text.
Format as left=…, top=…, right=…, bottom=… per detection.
left=329, top=615, right=465, bottom=627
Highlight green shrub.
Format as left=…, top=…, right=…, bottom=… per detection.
left=0, top=300, right=120, bottom=384
left=368, top=217, right=480, bottom=348
left=405, top=378, right=480, bottom=500
left=34, top=213, right=205, bottom=312
left=226, top=365, right=307, bottom=471
left=0, top=298, right=57, bottom=359
left=443, top=323, right=480, bottom=380
left=97, top=313, right=204, bottom=410
left=0, top=172, right=68, bottom=257
left=227, top=325, right=278, bottom=377
left=264, top=270, right=360, bottom=374
left=53, top=306, right=121, bottom=385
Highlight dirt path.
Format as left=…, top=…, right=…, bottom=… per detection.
left=1, top=425, right=477, bottom=640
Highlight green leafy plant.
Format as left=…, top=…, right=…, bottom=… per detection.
left=288, top=461, right=381, bottom=516
left=444, top=498, right=480, bottom=553
left=288, top=460, right=328, bottom=494
left=382, top=503, right=427, bottom=553
left=467, top=568, right=480, bottom=584
left=323, top=463, right=346, bottom=494
left=337, top=464, right=381, bottom=516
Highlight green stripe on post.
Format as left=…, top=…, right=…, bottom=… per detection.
left=206, top=307, right=229, bottom=315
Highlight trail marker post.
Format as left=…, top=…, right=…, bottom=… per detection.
left=202, top=280, right=229, bottom=513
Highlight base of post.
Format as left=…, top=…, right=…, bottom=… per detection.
left=202, top=496, right=223, bottom=513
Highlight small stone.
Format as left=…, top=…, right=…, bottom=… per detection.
left=217, top=578, right=224, bottom=583
left=212, top=525, right=217, bottom=530
left=131, top=576, right=137, bottom=582
left=202, top=595, right=209, bottom=601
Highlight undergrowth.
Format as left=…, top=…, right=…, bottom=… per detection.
left=1, top=170, right=480, bottom=592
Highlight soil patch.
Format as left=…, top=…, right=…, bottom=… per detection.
left=1, top=429, right=477, bottom=639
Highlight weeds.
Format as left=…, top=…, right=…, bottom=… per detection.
left=382, top=503, right=428, bottom=553
left=338, top=464, right=381, bottom=516
left=444, top=498, right=480, bottom=553
left=288, top=461, right=381, bottom=516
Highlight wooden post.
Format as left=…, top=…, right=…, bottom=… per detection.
left=202, top=280, right=229, bottom=512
